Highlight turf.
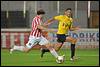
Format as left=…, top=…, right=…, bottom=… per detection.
left=1, top=48, right=99, bottom=66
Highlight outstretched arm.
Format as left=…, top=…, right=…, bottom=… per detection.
left=37, top=24, right=57, bottom=34
left=70, top=26, right=80, bottom=31
left=43, top=18, right=55, bottom=27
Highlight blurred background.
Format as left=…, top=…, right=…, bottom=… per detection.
left=1, top=1, right=99, bottom=28
left=1, top=1, right=99, bottom=49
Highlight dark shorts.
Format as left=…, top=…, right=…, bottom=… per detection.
left=57, top=34, right=69, bottom=44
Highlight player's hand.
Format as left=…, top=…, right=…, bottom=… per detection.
left=43, top=22, right=51, bottom=27
left=72, top=26, right=80, bottom=33
left=75, top=26, right=80, bottom=30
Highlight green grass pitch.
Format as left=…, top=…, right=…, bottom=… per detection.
left=1, top=48, right=99, bottom=66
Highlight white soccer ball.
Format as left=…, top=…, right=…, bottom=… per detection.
left=56, top=56, right=64, bottom=64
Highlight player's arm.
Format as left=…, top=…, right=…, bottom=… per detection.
left=69, top=26, right=80, bottom=31
left=69, top=18, right=80, bottom=31
left=37, top=24, right=57, bottom=34
left=43, top=15, right=61, bottom=26
left=43, top=18, right=55, bottom=27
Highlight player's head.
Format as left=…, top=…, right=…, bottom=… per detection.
left=64, top=8, right=72, bottom=17
left=37, top=9, right=45, bottom=18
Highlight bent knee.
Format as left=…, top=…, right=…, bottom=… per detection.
left=45, top=43, right=52, bottom=49
left=72, top=39, right=77, bottom=44
left=55, top=44, right=63, bottom=51
left=55, top=48, right=60, bottom=51
left=74, top=39, right=77, bottom=43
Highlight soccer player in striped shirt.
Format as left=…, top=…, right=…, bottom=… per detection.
left=41, top=8, right=80, bottom=61
left=10, top=9, right=64, bottom=60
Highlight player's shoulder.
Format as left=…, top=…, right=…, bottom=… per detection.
left=33, top=16, right=37, bottom=20
left=54, top=15, right=64, bottom=20
left=33, top=16, right=41, bottom=21
left=54, top=15, right=63, bottom=17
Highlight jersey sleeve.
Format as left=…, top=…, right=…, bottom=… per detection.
left=54, top=15, right=62, bottom=21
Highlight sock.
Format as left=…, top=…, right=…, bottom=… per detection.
left=50, top=49, right=59, bottom=58
left=43, top=48, right=50, bottom=52
left=71, top=44, right=75, bottom=58
left=13, top=45, right=24, bottom=51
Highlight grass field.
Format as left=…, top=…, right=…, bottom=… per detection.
left=1, top=48, right=99, bottom=66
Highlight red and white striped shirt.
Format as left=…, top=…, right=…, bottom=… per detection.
left=30, top=15, right=42, bottom=37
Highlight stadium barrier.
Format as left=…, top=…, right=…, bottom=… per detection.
left=1, top=28, right=99, bottom=49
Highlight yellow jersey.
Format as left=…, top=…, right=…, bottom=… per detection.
left=54, top=15, right=73, bottom=34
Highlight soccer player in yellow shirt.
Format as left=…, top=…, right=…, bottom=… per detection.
left=41, top=8, right=80, bottom=61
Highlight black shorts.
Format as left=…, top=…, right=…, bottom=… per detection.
left=57, top=34, right=69, bottom=44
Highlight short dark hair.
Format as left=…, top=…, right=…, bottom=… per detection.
left=37, top=9, right=45, bottom=15
left=65, top=8, right=72, bottom=11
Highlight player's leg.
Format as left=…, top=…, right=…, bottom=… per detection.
left=40, top=43, right=63, bottom=58
left=40, top=34, right=65, bottom=58
left=55, top=43, right=63, bottom=51
left=39, top=36, right=63, bottom=58
left=65, top=36, right=77, bottom=61
left=10, top=36, right=38, bottom=53
left=45, top=43, right=59, bottom=58
left=10, top=45, right=26, bottom=54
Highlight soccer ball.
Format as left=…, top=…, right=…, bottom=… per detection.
left=56, top=56, right=64, bottom=64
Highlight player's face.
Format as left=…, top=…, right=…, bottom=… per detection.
left=65, top=10, right=72, bottom=17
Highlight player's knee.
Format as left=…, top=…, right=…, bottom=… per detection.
left=72, top=39, right=77, bottom=44
left=45, top=43, right=52, bottom=49
left=55, top=48, right=60, bottom=51
left=74, top=39, right=77, bottom=43
left=55, top=43, right=62, bottom=51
